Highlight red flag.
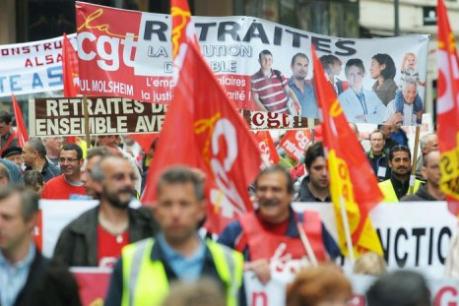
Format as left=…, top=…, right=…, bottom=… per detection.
left=171, top=0, right=192, bottom=59
left=278, top=129, right=312, bottom=162
left=142, top=0, right=261, bottom=232
left=311, top=47, right=383, bottom=256
left=11, top=95, right=28, bottom=147
left=254, top=131, right=280, bottom=167
left=62, top=33, right=80, bottom=97
left=436, top=0, right=459, bottom=215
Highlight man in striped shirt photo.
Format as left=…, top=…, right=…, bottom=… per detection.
left=250, top=49, right=301, bottom=115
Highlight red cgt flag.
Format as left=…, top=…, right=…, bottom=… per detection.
left=436, top=0, right=459, bottom=214
left=254, top=131, right=280, bottom=167
left=12, top=95, right=28, bottom=147
left=142, top=0, right=260, bottom=233
left=311, top=47, right=383, bottom=257
left=62, top=33, right=80, bottom=97
left=278, top=129, right=311, bottom=163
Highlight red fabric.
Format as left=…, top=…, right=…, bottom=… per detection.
left=251, top=70, right=289, bottom=113
left=239, top=211, right=326, bottom=261
left=97, top=224, right=128, bottom=267
left=253, top=131, right=280, bottom=166
left=73, top=270, right=111, bottom=305
left=436, top=0, right=459, bottom=215
left=129, top=134, right=159, bottom=154
left=171, top=0, right=192, bottom=59
left=62, top=33, right=80, bottom=97
left=11, top=95, right=28, bottom=147
left=311, top=46, right=383, bottom=255
left=279, top=130, right=311, bottom=162
left=141, top=8, right=261, bottom=233
left=41, top=175, right=87, bottom=199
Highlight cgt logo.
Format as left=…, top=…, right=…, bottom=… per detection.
left=195, top=115, right=246, bottom=218
left=77, top=9, right=139, bottom=71
left=434, top=286, right=459, bottom=306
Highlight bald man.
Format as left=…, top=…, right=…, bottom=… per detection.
left=402, top=150, right=444, bottom=201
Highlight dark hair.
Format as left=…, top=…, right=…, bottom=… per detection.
left=0, top=111, right=12, bottom=124
left=255, top=165, right=294, bottom=195
left=345, top=58, right=365, bottom=75
left=157, top=166, right=205, bottom=201
left=304, top=142, right=325, bottom=171
left=258, top=49, right=272, bottom=61
left=291, top=52, right=309, bottom=66
left=369, top=129, right=385, bottom=141
left=389, top=145, right=411, bottom=161
left=27, top=137, right=47, bottom=159
left=61, top=143, right=83, bottom=160
left=372, top=53, right=396, bottom=80
left=366, top=270, right=430, bottom=306
left=0, top=185, right=39, bottom=221
left=24, top=170, right=44, bottom=190
left=320, top=54, right=342, bottom=70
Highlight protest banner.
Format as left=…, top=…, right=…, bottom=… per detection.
left=72, top=267, right=111, bottom=306
left=0, top=34, right=77, bottom=97
left=28, top=97, right=309, bottom=137
left=295, top=202, right=457, bottom=278
left=39, top=200, right=98, bottom=257
left=75, top=1, right=428, bottom=125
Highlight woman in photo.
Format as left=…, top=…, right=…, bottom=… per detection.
left=370, top=53, right=398, bottom=106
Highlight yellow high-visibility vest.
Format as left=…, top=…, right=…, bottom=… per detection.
left=378, top=179, right=422, bottom=203
left=120, top=238, right=244, bottom=306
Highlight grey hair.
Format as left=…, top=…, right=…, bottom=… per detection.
left=27, top=137, right=47, bottom=159
left=0, top=185, right=39, bottom=221
left=157, top=166, right=205, bottom=201
left=420, top=133, right=436, bottom=152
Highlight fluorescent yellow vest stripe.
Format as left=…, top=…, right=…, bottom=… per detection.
left=121, top=238, right=243, bottom=306
left=378, top=179, right=422, bottom=203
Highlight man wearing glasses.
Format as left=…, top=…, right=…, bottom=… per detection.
left=41, top=143, right=86, bottom=199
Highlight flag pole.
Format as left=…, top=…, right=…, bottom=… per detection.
left=409, top=125, right=421, bottom=194
left=296, top=223, right=318, bottom=266
left=339, top=196, right=355, bottom=263
left=83, top=96, right=91, bottom=149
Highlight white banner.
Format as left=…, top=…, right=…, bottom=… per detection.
left=293, top=202, right=458, bottom=278
left=0, top=34, right=77, bottom=97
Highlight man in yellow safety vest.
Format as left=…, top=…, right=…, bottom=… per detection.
left=104, top=166, right=245, bottom=306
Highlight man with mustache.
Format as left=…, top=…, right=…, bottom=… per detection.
left=378, top=145, right=422, bottom=202
left=218, top=165, right=339, bottom=284
left=53, top=155, right=158, bottom=267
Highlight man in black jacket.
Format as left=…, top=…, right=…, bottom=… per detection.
left=0, top=186, right=81, bottom=306
left=297, top=142, right=330, bottom=202
left=53, top=155, right=158, bottom=267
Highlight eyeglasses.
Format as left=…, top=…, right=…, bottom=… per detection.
left=59, top=158, right=79, bottom=163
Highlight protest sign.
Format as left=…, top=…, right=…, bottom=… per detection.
left=75, top=2, right=428, bottom=125
left=294, top=202, right=457, bottom=278
left=28, top=97, right=309, bottom=136
left=39, top=200, right=98, bottom=257
left=72, top=267, right=111, bottom=306
left=0, top=34, right=76, bottom=97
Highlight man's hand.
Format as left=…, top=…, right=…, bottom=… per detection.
left=246, top=259, right=271, bottom=284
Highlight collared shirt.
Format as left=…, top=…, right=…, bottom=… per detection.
left=156, top=234, right=206, bottom=281
left=296, top=176, right=331, bottom=202
left=366, top=150, right=391, bottom=181
left=0, top=244, right=36, bottom=306
left=251, top=69, right=289, bottom=113
left=288, top=78, right=318, bottom=118
left=390, top=176, right=410, bottom=200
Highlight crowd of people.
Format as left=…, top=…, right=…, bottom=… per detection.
left=0, top=105, right=448, bottom=306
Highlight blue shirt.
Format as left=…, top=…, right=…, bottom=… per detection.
left=0, top=243, right=36, bottom=306
left=288, top=78, right=318, bottom=118
left=156, top=234, right=206, bottom=281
